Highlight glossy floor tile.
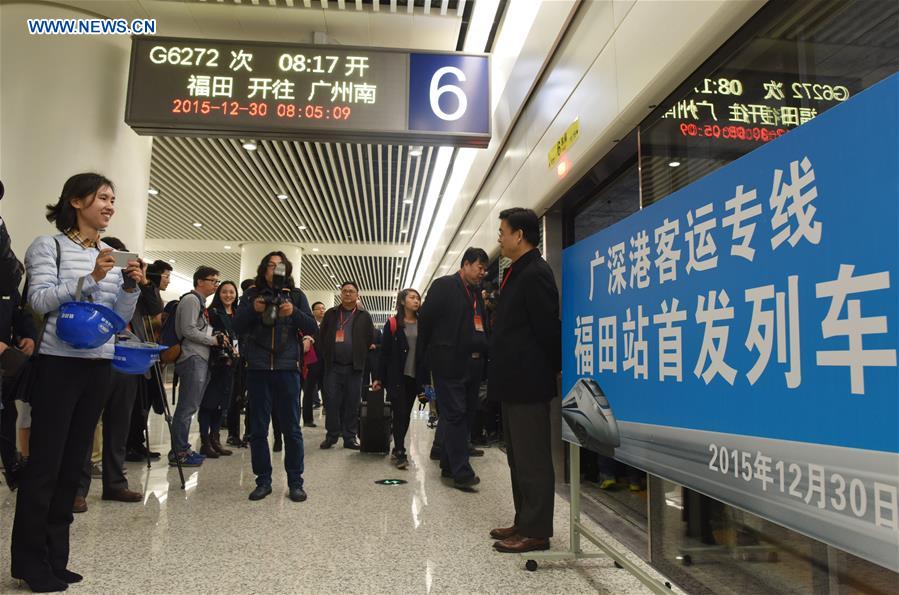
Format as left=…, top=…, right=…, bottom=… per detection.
left=0, top=408, right=679, bottom=594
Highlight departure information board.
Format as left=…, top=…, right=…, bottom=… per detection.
left=125, top=36, right=490, bottom=147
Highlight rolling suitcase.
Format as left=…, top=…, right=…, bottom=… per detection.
left=359, top=387, right=392, bottom=453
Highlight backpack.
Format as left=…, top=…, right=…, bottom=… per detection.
left=158, top=292, right=200, bottom=364
left=388, top=315, right=398, bottom=335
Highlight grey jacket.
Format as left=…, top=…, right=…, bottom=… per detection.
left=25, top=234, right=139, bottom=360
left=175, top=290, right=217, bottom=363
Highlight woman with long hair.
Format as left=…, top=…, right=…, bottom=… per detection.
left=11, top=173, right=143, bottom=592
left=197, top=281, right=240, bottom=458
left=372, top=288, right=425, bottom=470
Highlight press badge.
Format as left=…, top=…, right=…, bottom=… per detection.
left=473, top=315, right=484, bottom=332
left=336, top=329, right=345, bottom=343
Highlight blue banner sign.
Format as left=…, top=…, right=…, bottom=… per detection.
left=562, top=74, right=899, bottom=571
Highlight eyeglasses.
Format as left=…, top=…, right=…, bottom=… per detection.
left=201, top=278, right=221, bottom=286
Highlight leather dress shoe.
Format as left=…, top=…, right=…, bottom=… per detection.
left=493, top=535, right=550, bottom=553
left=102, top=489, right=142, bottom=502
left=12, top=571, right=69, bottom=593
left=490, top=525, right=518, bottom=540
left=343, top=440, right=361, bottom=450
left=469, top=447, right=485, bottom=457
left=320, top=438, right=336, bottom=449
left=453, top=475, right=481, bottom=490
left=248, top=486, right=272, bottom=501
left=72, top=497, right=87, bottom=514
left=53, top=568, right=83, bottom=584
left=288, top=487, right=307, bottom=502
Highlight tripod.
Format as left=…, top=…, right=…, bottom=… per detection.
left=140, top=315, right=185, bottom=489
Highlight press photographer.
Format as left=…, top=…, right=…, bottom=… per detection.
left=234, top=251, right=317, bottom=502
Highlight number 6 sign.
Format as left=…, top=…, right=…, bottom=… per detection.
left=408, top=53, right=490, bottom=138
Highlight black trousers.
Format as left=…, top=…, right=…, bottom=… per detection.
left=1, top=377, right=19, bottom=472
left=226, top=359, right=248, bottom=439
left=433, top=357, right=482, bottom=481
left=302, top=362, right=323, bottom=424
left=77, top=371, right=138, bottom=497
left=502, top=400, right=555, bottom=539
left=11, top=356, right=111, bottom=576
left=389, top=375, right=418, bottom=453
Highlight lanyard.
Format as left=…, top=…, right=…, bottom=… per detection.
left=459, top=273, right=478, bottom=315
left=500, top=266, right=513, bottom=292
left=338, top=306, right=357, bottom=329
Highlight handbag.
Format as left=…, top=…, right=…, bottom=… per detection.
left=0, top=347, right=28, bottom=378
left=13, top=238, right=60, bottom=403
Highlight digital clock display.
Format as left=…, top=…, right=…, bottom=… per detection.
left=125, top=36, right=491, bottom=147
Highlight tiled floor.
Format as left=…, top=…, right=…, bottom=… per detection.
left=0, top=408, right=679, bottom=594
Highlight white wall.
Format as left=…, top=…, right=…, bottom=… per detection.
left=422, top=0, right=765, bottom=285
left=0, top=2, right=152, bottom=264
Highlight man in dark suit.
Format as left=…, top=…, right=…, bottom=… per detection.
left=488, top=207, right=561, bottom=554
left=418, top=247, right=489, bottom=489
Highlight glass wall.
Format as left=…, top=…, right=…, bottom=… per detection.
left=563, top=0, right=899, bottom=591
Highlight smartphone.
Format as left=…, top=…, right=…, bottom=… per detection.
left=111, top=251, right=140, bottom=268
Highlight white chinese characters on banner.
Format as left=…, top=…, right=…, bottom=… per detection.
left=622, top=306, right=649, bottom=380
left=694, top=290, right=738, bottom=385
left=744, top=275, right=801, bottom=388
left=574, top=315, right=594, bottom=375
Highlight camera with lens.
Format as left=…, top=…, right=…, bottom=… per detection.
left=260, top=262, right=291, bottom=327
left=211, top=341, right=235, bottom=366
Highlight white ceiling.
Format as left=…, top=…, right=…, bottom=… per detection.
left=77, top=0, right=480, bottom=317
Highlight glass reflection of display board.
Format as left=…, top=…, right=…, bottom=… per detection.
left=648, top=71, right=860, bottom=150
left=125, top=36, right=490, bottom=147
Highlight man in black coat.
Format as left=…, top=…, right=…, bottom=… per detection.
left=0, top=287, right=36, bottom=487
left=318, top=282, right=375, bottom=450
left=418, top=247, right=489, bottom=489
left=488, top=207, right=561, bottom=554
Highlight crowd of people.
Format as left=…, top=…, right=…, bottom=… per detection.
left=0, top=172, right=561, bottom=592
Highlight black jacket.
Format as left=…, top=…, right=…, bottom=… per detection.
left=319, top=306, right=375, bottom=372
left=233, top=285, right=317, bottom=371
left=418, top=272, right=488, bottom=380
left=0, top=290, right=36, bottom=347
left=487, top=249, right=561, bottom=403
left=375, top=318, right=428, bottom=396
left=0, top=216, right=23, bottom=296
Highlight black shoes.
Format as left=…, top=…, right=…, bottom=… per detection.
left=344, top=440, right=361, bottom=450
left=394, top=449, right=408, bottom=469
left=320, top=439, right=336, bottom=449
left=248, top=486, right=272, bottom=501
left=288, top=487, right=308, bottom=502
left=454, top=475, right=481, bottom=490
left=13, top=571, right=69, bottom=592
left=53, top=569, right=83, bottom=584
left=469, top=447, right=485, bottom=457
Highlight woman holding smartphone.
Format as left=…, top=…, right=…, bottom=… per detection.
left=10, top=173, right=142, bottom=593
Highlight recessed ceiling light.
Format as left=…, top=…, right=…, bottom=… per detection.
left=147, top=188, right=159, bottom=196
left=409, top=146, right=423, bottom=157
left=312, top=247, right=320, bottom=252
left=298, top=225, right=307, bottom=231
left=330, top=274, right=336, bottom=279
left=398, top=250, right=405, bottom=254
left=396, top=263, right=402, bottom=268
left=277, top=193, right=288, bottom=200
left=403, top=198, right=414, bottom=205
left=400, top=228, right=408, bottom=235
left=168, top=259, right=176, bottom=263
left=242, top=141, right=257, bottom=151
left=192, top=222, right=203, bottom=228
left=668, top=161, right=681, bottom=167
left=224, top=245, right=232, bottom=250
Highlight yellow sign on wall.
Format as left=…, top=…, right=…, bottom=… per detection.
left=548, top=119, right=580, bottom=168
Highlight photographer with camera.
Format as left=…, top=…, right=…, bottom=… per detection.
left=197, top=281, right=240, bottom=458
left=234, top=252, right=316, bottom=502
left=168, top=266, right=228, bottom=468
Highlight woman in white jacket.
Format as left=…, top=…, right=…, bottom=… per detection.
left=10, top=173, right=143, bottom=593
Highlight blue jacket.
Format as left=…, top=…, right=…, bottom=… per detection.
left=233, top=284, right=317, bottom=371
left=25, top=234, right=139, bottom=360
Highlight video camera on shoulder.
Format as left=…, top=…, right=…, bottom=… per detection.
left=260, top=262, right=291, bottom=327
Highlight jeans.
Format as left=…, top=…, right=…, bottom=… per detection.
left=324, top=364, right=363, bottom=444
left=170, top=356, right=210, bottom=454
left=246, top=370, right=304, bottom=489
